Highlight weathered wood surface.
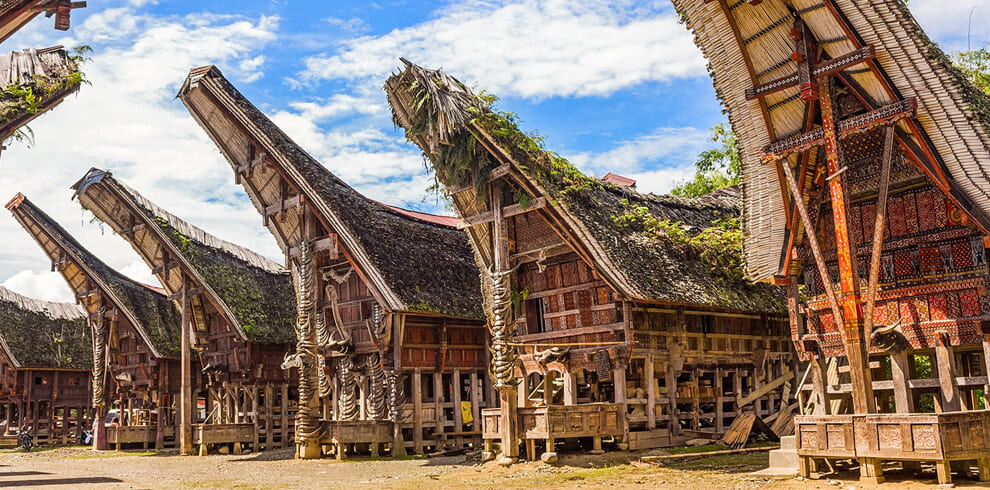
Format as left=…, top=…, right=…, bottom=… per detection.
left=482, top=403, right=624, bottom=441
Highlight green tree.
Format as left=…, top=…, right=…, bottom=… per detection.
left=671, top=123, right=741, bottom=198
left=955, top=47, right=990, bottom=95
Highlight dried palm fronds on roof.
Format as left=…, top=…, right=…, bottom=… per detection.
left=0, top=46, right=83, bottom=143
left=0, top=286, right=89, bottom=369
left=386, top=61, right=786, bottom=313
left=674, top=0, right=990, bottom=281
left=73, top=169, right=296, bottom=344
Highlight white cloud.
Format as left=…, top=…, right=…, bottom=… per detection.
left=300, top=0, right=705, bottom=98
left=564, top=126, right=710, bottom=194
left=0, top=6, right=283, bottom=300
left=1, top=270, right=75, bottom=303
left=910, top=0, right=990, bottom=51
left=238, top=55, right=267, bottom=82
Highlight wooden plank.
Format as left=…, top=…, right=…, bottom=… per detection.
left=457, top=197, right=547, bottom=229
left=737, top=371, right=795, bottom=407
left=645, top=356, right=656, bottom=430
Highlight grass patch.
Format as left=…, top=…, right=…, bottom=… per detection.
left=0, top=444, right=89, bottom=454
left=665, top=444, right=728, bottom=455
left=666, top=451, right=769, bottom=472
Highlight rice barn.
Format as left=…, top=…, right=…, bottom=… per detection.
left=72, top=168, right=299, bottom=456
left=6, top=194, right=184, bottom=451
left=178, top=66, right=492, bottom=460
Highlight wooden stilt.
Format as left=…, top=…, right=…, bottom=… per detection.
left=179, top=276, right=193, bottom=455
left=890, top=352, right=914, bottom=413
left=936, top=333, right=961, bottom=412
left=645, top=356, right=656, bottom=430
left=412, top=368, right=423, bottom=454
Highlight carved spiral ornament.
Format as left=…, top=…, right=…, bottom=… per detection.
left=92, top=305, right=108, bottom=410
left=488, top=269, right=517, bottom=390
left=366, top=353, right=388, bottom=420
left=291, top=240, right=323, bottom=444
left=337, top=355, right=358, bottom=421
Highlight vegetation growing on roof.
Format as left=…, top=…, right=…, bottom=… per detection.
left=611, top=199, right=744, bottom=282
left=148, top=209, right=296, bottom=343
left=0, top=297, right=90, bottom=370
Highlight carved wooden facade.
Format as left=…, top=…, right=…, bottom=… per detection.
left=7, top=194, right=186, bottom=450
left=178, top=66, right=490, bottom=458
left=73, top=169, right=298, bottom=455
left=0, top=286, right=91, bottom=445
left=386, top=62, right=796, bottom=462
left=676, top=0, right=990, bottom=483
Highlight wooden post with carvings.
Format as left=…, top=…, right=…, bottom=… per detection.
left=179, top=274, right=193, bottom=456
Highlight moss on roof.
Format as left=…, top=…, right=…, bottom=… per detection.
left=0, top=46, right=84, bottom=139
left=191, top=69, right=484, bottom=320
left=0, top=287, right=90, bottom=370
left=14, top=198, right=182, bottom=357
left=387, top=62, right=786, bottom=313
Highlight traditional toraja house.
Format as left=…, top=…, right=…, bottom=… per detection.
left=178, top=66, right=490, bottom=459
left=385, top=61, right=795, bottom=464
left=0, top=46, right=83, bottom=147
left=673, top=0, right=990, bottom=484
left=0, top=286, right=91, bottom=445
left=0, top=0, right=85, bottom=42
left=72, top=168, right=298, bottom=455
left=5, top=194, right=185, bottom=451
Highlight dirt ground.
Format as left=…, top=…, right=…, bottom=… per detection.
left=2, top=446, right=990, bottom=489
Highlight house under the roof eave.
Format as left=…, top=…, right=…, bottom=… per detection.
left=178, top=65, right=491, bottom=458
left=0, top=286, right=91, bottom=445
left=386, top=60, right=796, bottom=459
left=6, top=193, right=187, bottom=450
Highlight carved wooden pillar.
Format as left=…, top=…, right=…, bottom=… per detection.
left=890, top=352, right=914, bottom=413
left=936, top=333, right=961, bottom=412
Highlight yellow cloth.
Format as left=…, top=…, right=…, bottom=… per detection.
left=460, top=401, right=473, bottom=424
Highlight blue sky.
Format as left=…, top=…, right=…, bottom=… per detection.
left=0, top=0, right=988, bottom=302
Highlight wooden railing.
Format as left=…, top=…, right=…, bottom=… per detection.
left=482, top=403, right=624, bottom=441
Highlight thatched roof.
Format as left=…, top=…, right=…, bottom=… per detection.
left=0, top=1, right=84, bottom=42
left=73, top=168, right=296, bottom=344
left=385, top=61, right=786, bottom=313
left=178, top=66, right=484, bottom=320
left=672, top=0, right=990, bottom=282
left=0, top=286, right=89, bottom=370
left=6, top=194, right=182, bottom=358
left=0, top=46, right=83, bottom=142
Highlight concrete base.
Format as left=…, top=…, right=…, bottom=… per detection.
left=749, top=435, right=798, bottom=478
left=297, top=442, right=321, bottom=460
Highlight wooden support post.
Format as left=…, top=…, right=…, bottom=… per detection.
left=470, top=371, right=481, bottom=432
left=978, top=457, right=990, bottom=482
left=492, top=181, right=519, bottom=463
left=563, top=371, right=577, bottom=406
left=890, top=352, right=914, bottom=413
left=690, top=369, right=700, bottom=430
left=715, top=368, right=724, bottom=432
left=666, top=365, right=679, bottom=436
left=645, top=356, right=656, bottom=430
left=280, top=384, right=288, bottom=449
left=543, top=371, right=555, bottom=407
left=810, top=356, right=827, bottom=415
left=936, top=460, right=952, bottom=485
left=252, top=385, right=259, bottom=453
left=614, top=367, right=629, bottom=443
left=453, top=370, right=463, bottom=433
left=412, top=368, right=423, bottom=454
left=936, top=333, right=961, bottom=412
left=982, top=334, right=990, bottom=402
left=179, top=274, right=193, bottom=455
left=433, top=371, right=444, bottom=448
left=264, top=385, right=273, bottom=451
left=517, top=374, right=528, bottom=408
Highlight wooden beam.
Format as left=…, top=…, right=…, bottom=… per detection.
left=936, top=332, right=961, bottom=412
left=746, top=46, right=875, bottom=100
left=737, top=371, right=795, bottom=408
left=287, top=235, right=337, bottom=260
left=263, top=195, right=301, bottom=217
left=777, top=159, right=845, bottom=333
left=863, top=125, right=895, bottom=348
left=820, top=76, right=873, bottom=415
left=763, top=98, right=915, bottom=161
left=457, top=197, right=547, bottom=229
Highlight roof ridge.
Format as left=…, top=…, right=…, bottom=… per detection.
left=103, top=171, right=286, bottom=274
left=0, top=285, right=85, bottom=320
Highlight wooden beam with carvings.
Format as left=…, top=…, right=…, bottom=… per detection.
left=457, top=197, right=546, bottom=229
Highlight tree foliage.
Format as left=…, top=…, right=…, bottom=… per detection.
left=671, top=123, right=741, bottom=198
left=954, top=47, right=990, bottom=95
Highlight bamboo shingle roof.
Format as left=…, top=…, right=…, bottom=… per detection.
left=386, top=61, right=786, bottom=314
left=73, top=168, right=297, bottom=344
left=6, top=194, right=182, bottom=358
left=178, top=66, right=484, bottom=320
left=672, top=0, right=990, bottom=282
left=0, top=286, right=89, bottom=370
